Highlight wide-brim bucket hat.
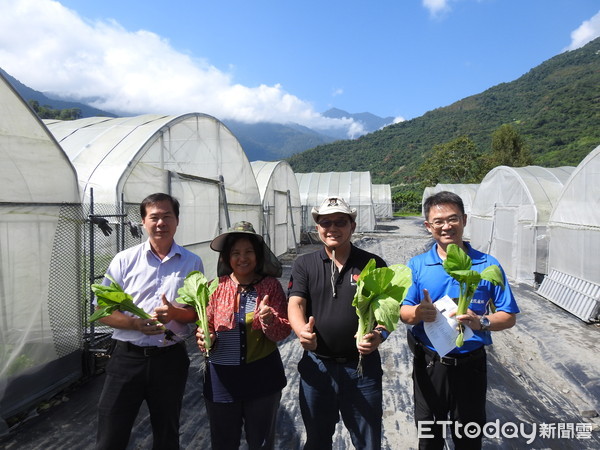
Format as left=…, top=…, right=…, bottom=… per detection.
left=311, top=196, right=357, bottom=223
left=210, top=221, right=282, bottom=277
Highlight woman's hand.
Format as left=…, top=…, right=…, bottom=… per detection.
left=258, top=295, right=274, bottom=325
left=196, top=326, right=216, bottom=353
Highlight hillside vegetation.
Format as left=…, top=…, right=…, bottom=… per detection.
left=287, top=37, right=600, bottom=186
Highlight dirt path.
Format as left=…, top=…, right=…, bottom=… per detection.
left=1, top=217, right=599, bottom=449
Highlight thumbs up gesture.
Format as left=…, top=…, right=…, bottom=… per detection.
left=258, top=295, right=274, bottom=325
left=153, top=294, right=175, bottom=324
left=300, top=316, right=317, bottom=351
left=417, top=289, right=437, bottom=323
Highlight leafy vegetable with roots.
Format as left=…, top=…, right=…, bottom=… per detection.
left=442, top=244, right=505, bottom=347
left=352, top=259, right=412, bottom=374
left=89, top=274, right=175, bottom=340
left=176, top=271, right=219, bottom=355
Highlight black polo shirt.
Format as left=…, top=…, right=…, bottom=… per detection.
left=288, top=243, right=386, bottom=358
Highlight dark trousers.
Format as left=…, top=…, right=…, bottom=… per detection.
left=409, top=333, right=487, bottom=450
left=204, top=390, right=282, bottom=450
left=298, top=351, right=383, bottom=450
left=95, top=341, right=190, bottom=450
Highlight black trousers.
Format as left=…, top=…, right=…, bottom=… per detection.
left=204, top=390, right=282, bottom=450
left=409, top=332, right=487, bottom=450
left=95, top=341, right=190, bottom=450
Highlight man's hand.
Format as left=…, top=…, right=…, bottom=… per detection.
left=299, top=316, right=317, bottom=351
left=357, top=329, right=383, bottom=355
left=134, top=317, right=164, bottom=335
left=416, top=289, right=437, bottom=322
left=153, top=294, right=176, bottom=324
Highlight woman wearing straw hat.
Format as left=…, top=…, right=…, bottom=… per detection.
left=196, top=221, right=291, bottom=450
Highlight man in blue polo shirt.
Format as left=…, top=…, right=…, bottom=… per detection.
left=401, top=191, right=519, bottom=450
left=288, top=196, right=388, bottom=450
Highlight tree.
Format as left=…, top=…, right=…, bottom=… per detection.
left=27, top=100, right=81, bottom=120
left=415, top=136, right=484, bottom=187
left=485, top=124, right=533, bottom=169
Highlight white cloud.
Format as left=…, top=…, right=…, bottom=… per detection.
left=332, top=88, right=344, bottom=97
left=393, top=116, right=406, bottom=124
left=565, top=10, right=600, bottom=51
left=422, top=0, right=451, bottom=16
left=0, top=0, right=361, bottom=137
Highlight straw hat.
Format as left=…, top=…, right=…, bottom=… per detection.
left=210, top=221, right=282, bottom=277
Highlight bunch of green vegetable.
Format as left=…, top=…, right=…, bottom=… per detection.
left=352, top=259, right=412, bottom=374
left=442, top=244, right=505, bottom=347
left=176, top=271, right=219, bottom=355
left=89, top=274, right=174, bottom=340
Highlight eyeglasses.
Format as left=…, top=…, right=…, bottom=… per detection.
left=318, top=219, right=350, bottom=228
left=427, top=215, right=463, bottom=229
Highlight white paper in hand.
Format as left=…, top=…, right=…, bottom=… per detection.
left=423, top=295, right=474, bottom=357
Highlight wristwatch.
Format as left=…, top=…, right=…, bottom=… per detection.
left=374, top=326, right=390, bottom=342
left=479, top=315, right=491, bottom=331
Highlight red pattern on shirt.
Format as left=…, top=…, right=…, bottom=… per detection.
left=207, top=275, right=291, bottom=342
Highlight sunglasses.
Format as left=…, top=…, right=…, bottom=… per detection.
left=318, top=219, right=350, bottom=228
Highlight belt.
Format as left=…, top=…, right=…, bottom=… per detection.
left=410, top=333, right=485, bottom=367
left=117, top=340, right=183, bottom=357
left=312, top=352, right=358, bottom=364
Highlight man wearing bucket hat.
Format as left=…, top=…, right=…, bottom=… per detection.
left=195, top=221, right=290, bottom=449
left=288, top=197, right=388, bottom=449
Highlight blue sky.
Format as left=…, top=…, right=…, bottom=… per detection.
left=1, top=0, right=599, bottom=137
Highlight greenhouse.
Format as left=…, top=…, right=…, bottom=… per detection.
left=421, top=183, right=479, bottom=239
left=371, top=184, right=393, bottom=219
left=295, top=172, right=376, bottom=232
left=469, top=165, right=574, bottom=286
left=0, top=73, right=82, bottom=428
left=250, top=161, right=301, bottom=257
left=45, top=113, right=262, bottom=279
left=537, top=145, right=600, bottom=322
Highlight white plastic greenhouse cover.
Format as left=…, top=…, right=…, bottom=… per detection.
left=250, top=161, right=301, bottom=257
left=45, top=113, right=262, bottom=278
left=420, top=184, right=479, bottom=239
left=0, top=73, right=81, bottom=424
left=538, top=145, right=600, bottom=322
left=469, top=165, right=574, bottom=286
left=295, top=172, right=376, bottom=232
left=371, top=184, right=393, bottom=219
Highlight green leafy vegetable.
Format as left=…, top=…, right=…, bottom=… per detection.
left=442, top=244, right=505, bottom=347
left=352, top=259, right=412, bottom=373
left=176, top=271, right=219, bottom=355
left=89, top=274, right=174, bottom=340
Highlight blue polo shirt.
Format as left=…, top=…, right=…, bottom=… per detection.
left=403, top=242, right=519, bottom=354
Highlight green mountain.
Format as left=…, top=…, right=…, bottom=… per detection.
left=287, top=37, right=600, bottom=185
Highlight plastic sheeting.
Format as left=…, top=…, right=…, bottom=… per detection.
left=371, top=184, right=393, bottom=219
left=0, top=73, right=82, bottom=425
left=45, top=113, right=262, bottom=279
left=295, top=172, right=376, bottom=232
left=538, top=145, right=600, bottom=322
left=251, top=161, right=301, bottom=257
left=469, top=165, right=574, bottom=286
left=421, top=184, right=479, bottom=239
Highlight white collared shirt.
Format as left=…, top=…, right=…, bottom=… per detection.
left=101, top=240, right=203, bottom=346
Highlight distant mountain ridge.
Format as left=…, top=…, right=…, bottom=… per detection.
left=287, top=36, right=600, bottom=185
left=1, top=67, right=394, bottom=162
left=0, top=68, right=117, bottom=119
left=322, top=107, right=396, bottom=135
